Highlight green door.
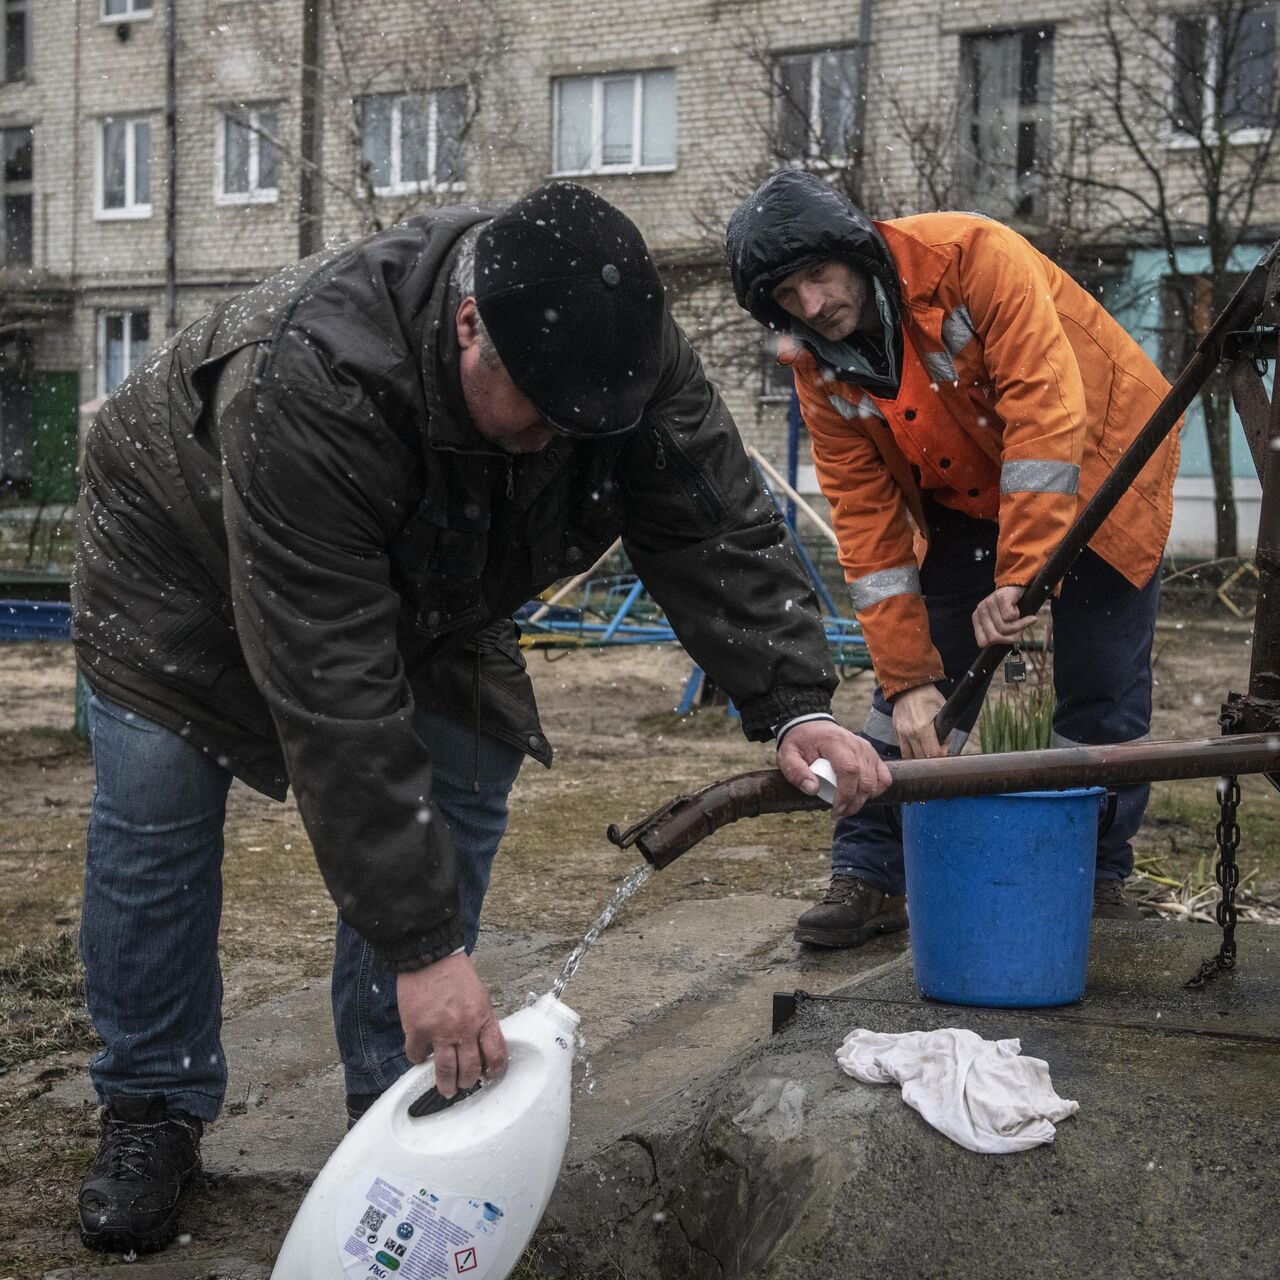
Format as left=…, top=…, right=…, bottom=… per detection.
left=31, top=371, right=80, bottom=505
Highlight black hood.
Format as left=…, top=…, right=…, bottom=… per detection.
left=725, top=170, right=904, bottom=397
left=725, top=169, right=901, bottom=334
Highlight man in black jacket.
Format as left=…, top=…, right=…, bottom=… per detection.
left=71, top=182, right=889, bottom=1253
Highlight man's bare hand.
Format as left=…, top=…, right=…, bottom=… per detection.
left=777, top=720, right=892, bottom=820
left=972, top=585, right=1037, bottom=648
left=396, top=952, right=507, bottom=1098
left=891, top=684, right=948, bottom=760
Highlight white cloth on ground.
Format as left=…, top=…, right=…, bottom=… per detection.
left=836, top=1027, right=1078, bottom=1154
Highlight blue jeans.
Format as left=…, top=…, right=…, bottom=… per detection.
left=833, top=503, right=1161, bottom=894
left=80, top=691, right=524, bottom=1120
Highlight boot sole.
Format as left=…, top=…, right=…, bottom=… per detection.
left=794, top=915, right=908, bottom=949
left=80, top=1213, right=180, bottom=1255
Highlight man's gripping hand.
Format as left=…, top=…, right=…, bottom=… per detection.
left=973, top=585, right=1038, bottom=648
left=777, top=720, right=891, bottom=820
left=397, top=952, right=508, bottom=1098
left=891, top=684, right=948, bottom=760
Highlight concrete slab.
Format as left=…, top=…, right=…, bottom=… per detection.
left=542, top=921, right=1280, bottom=1279
left=36, top=894, right=904, bottom=1277
left=830, top=919, right=1280, bottom=1041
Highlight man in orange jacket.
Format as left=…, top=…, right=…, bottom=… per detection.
left=726, top=170, right=1179, bottom=946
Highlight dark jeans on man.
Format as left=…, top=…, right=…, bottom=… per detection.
left=80, top=690, right=524, bottom=1122
left=833, top=502, right=1161, bottom=893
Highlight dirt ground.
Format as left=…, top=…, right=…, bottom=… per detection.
left=1, top=616, right=1277, bottom=1275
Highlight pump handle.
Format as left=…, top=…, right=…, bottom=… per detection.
left=407, top=1079, right=484, bottom=1118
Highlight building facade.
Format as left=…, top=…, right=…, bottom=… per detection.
left=1, top=0, right=1275, bottom=553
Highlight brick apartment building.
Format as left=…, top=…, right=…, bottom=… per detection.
left=0, top=0, right=1275, bottom=552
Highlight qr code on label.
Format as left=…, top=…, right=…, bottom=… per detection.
left=359, top=1205, right=387, bottom=1235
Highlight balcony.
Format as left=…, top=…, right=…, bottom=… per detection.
left=0, top=266, right=73, bottom=335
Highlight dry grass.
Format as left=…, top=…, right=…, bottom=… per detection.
left=0, top=931, right=94, bottom=1072
left=1131, top=777, right=1280, bottom=921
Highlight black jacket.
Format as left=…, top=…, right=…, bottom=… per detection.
left=73, top=203, right=837, bottom=970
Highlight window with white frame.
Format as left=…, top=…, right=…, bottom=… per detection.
left=958, top=27, right=1055, bottom=220
left=773, top=47, right=860, bottom=163
left=553, top=69, right=676, bottom=174
left=102, top=0, right=152, bottom=18
left=3, top=0, right=30, bottom=83
left=1171, top=6, right=1276, bottom=140
left=219, top=105, right=279, bottom=202
left=361, top=88, right=467, bottom=195
left=98, top=311, right=150, bottom=396
left=2, top=125, right=33, bottom=266
left=98, top=116, right=151, bottom=218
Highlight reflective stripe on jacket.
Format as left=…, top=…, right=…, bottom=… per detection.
left=790, top=213, right=1179, bottom=697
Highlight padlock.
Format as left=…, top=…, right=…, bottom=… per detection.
left=1004, top=647, right=1027, bottom=684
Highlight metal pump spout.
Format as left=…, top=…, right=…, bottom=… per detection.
left=607, top=733, right=1280, bottom=870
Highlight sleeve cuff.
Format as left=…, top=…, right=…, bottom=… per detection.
left=372, top=917, right=467, bottom=973
left=738, top=685, right=835, bottom=742
left=774, top=712, right=838, bottom=746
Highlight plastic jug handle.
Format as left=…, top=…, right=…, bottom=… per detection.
left=407, top=1079, right=484, bottom=1119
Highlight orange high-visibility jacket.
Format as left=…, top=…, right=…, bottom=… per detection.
left=786, top=213, right=1180, bottom=698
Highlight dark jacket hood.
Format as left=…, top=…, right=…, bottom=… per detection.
left=725, top=169, right=901, bottom=334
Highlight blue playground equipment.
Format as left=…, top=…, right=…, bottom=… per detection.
left=0, top=598, right=71, bottom=642
left=518, top=391, right=870, bottom=718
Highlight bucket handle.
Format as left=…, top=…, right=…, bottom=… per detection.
left=407, top=1079, right=484, bottom=1119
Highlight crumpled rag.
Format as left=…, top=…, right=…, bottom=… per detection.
left=836, top=1028, right=1078, bottom=1154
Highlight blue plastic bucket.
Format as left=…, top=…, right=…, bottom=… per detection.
left=901, top=788, right=1105, bottom=1008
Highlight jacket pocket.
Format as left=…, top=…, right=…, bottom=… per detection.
left=393, top=508, right=490, bottom=640
left=154, top=596, right=239, bottom=690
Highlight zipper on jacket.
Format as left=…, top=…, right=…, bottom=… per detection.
left=654, top=422, right=724, bottom=528
left=505, top=456, right=515, bottom=500
left=471, top=646, right=482, bottom=794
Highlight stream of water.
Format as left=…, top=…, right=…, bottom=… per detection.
left=551, top=862, right=655, bottom=999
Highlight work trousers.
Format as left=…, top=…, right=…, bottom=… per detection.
left=833, top=503, right=1161, bottom=893
left=79, top=690, right=524, bottom=1121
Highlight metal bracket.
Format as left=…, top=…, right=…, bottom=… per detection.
left=771, top=989, right=813, bottom=1035
left=1220, top=692, right=1280, bottom=794
left=1222, top=327, right=1279, bottom=363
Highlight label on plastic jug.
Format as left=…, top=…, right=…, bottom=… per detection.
left=336, top=1171, right=508, bottom=1278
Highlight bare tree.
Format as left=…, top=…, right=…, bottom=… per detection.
left=679, top=13, right=967, bottom=401
left=1048, top=0, right=1280, bottom=556
left=320, top=1, right=510, bottom=237
left=209, top=1, right=518, bottom=244
left=694, top=1, right=1279, bottom=556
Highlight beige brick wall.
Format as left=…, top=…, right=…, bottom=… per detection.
left=5, top=0, right=1277, bottom=475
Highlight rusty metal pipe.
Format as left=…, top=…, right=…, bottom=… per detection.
left=608, top=733, right=1280, bottom=869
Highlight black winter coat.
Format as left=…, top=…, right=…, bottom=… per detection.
left=73, top=204, right=837, bottom=970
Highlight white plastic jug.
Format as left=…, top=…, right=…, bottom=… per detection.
left=271, top=993, right=580, bottom=1280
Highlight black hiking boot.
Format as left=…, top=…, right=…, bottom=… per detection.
left=794, top=875, right=909, bottom=948
left=1092, top=878, right=1142, bottom=920
left=346, top=1091, right=382, bottom=1130
left=78, top=1095, right=202, bottom=1254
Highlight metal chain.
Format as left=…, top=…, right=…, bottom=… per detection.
left=1186, top=775, right=1241, bottom=988
left=1213, top=775, right=1241, bottom=969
